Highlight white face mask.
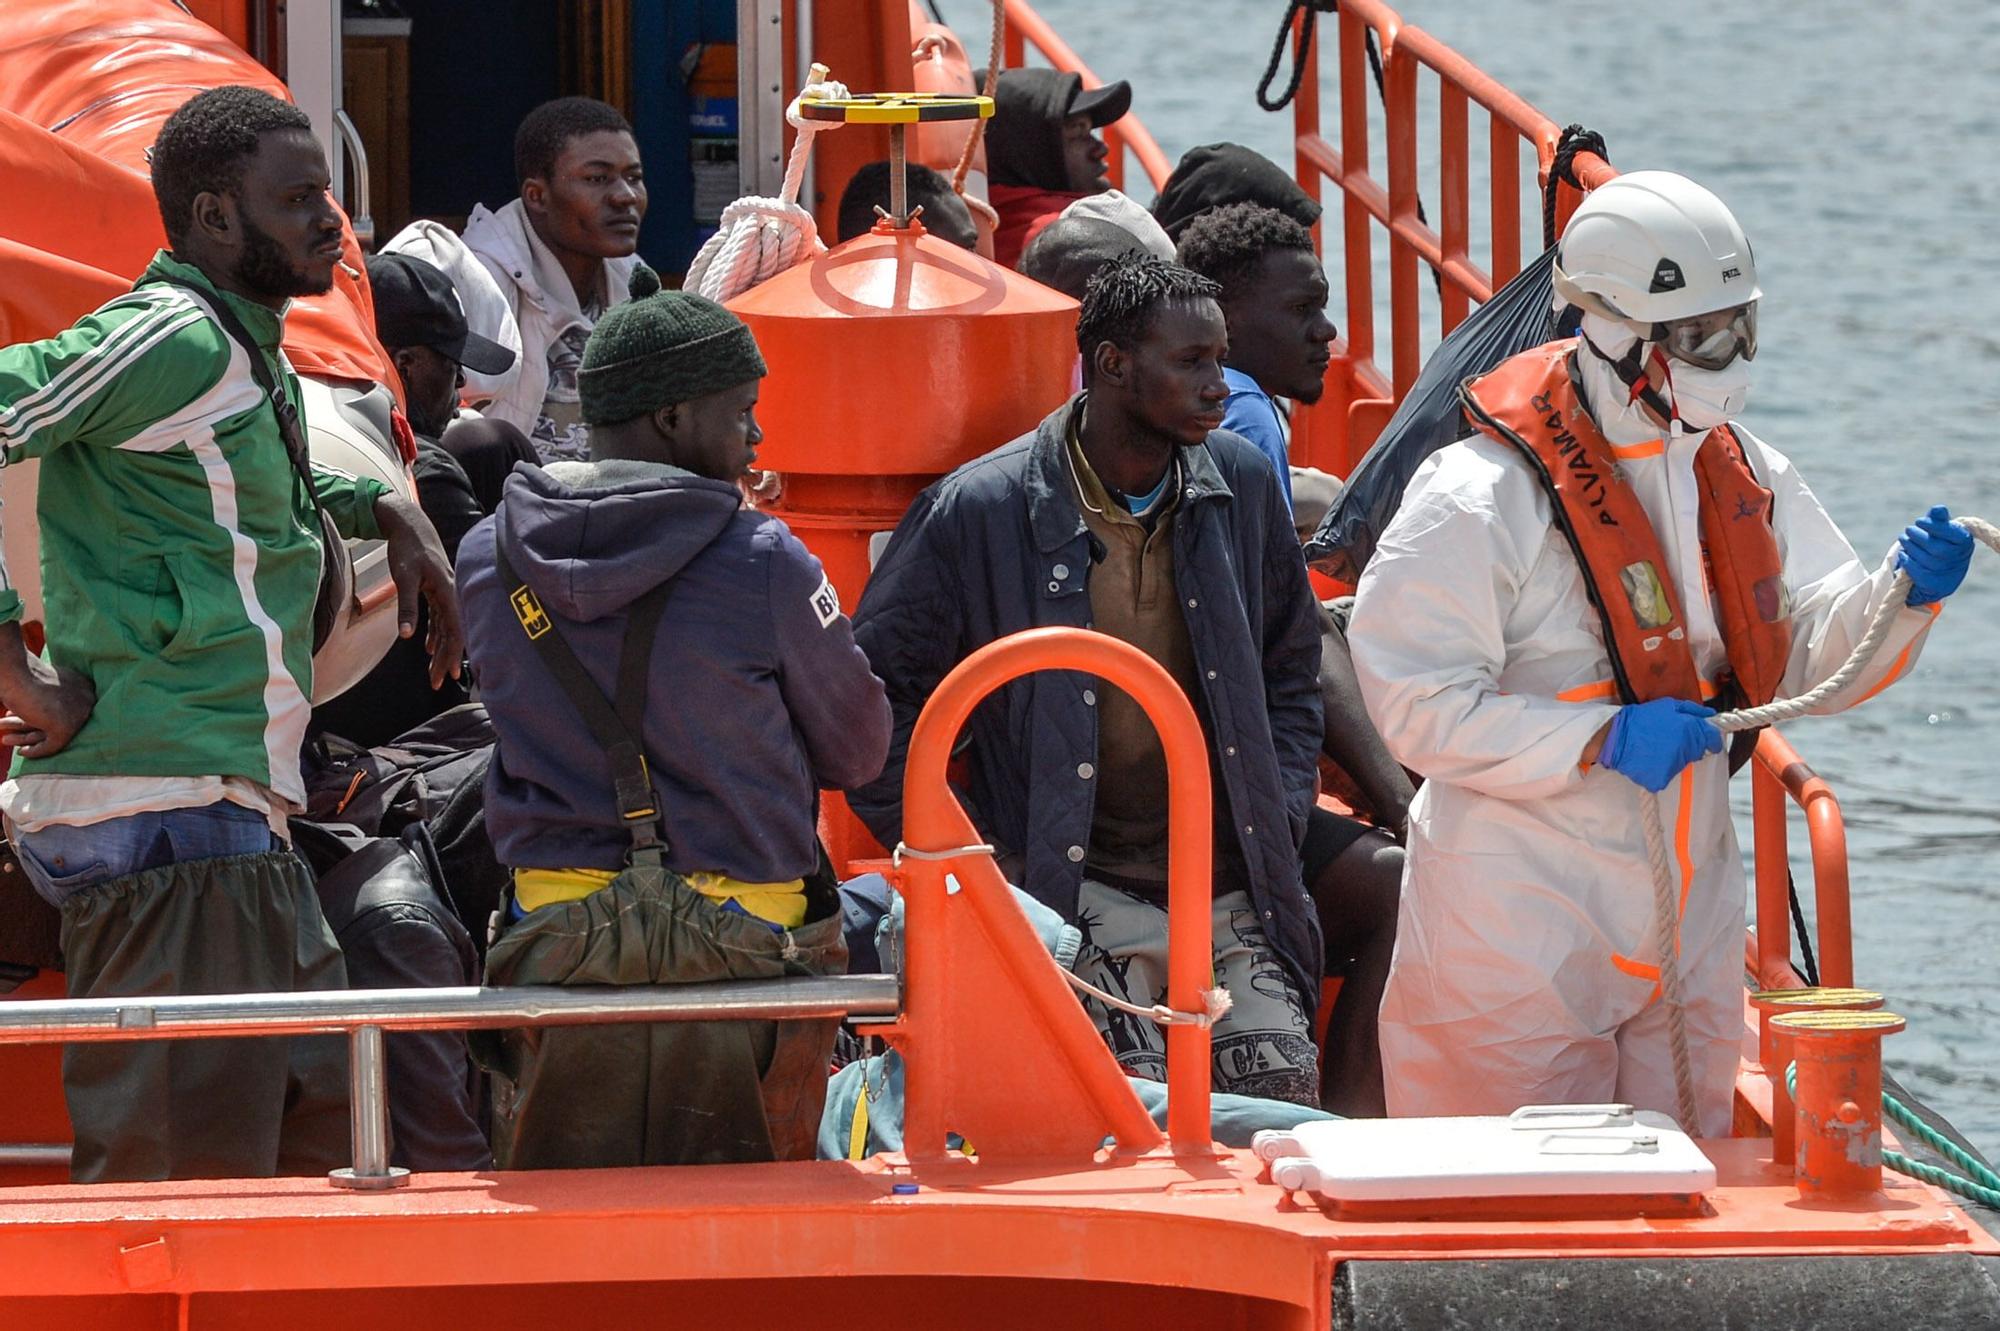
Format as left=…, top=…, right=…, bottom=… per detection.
left=1575, top=313, right=1663, bottom=444
left=1665, top=356, right=1753, bottom=432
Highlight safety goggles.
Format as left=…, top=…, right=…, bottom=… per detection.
left=1652, top=301, right=1757, bottom=371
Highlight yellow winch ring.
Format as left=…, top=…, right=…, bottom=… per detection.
left=1770, top=1009, right=1907, bottom=1034
left=796, top=93, right=995, bottom=124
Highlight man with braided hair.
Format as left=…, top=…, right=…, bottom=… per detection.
left=853, top=255, right=1327, bottom=1106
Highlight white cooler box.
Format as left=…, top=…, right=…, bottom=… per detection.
left=1252, top=1104, right=1716, bottom=1206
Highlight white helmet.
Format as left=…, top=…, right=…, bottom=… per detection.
left=294, top=377, right=417, bottom=704
left=1552, top=171, right=1761, bottom=362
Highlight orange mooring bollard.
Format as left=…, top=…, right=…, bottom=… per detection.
left=1771, top=1008, right=1905, bottom=1201
left=1748, top=988, right=1883, bottom=1174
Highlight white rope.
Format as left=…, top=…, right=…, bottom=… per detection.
left=1640, top=794, right=1702, bottom=1132
left=1714, top=517, right=2000, bottom=733
left=949, top=0, right=1006, bottom=196
left=890, top=841, right=1231, bottom=1029
left=1064, top=969, right=1236, bottom=1030
left=684, top=70, right=850, bottom=304
left=891, top=840, right=995, bottom=865
left=1642, top=515, right=2000, bottom=1133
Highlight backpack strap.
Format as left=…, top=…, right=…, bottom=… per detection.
left=153, top=278, right=344, bottom=651
left=491, top=538, right=673, bottom=867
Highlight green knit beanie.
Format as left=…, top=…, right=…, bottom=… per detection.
left=578, top=267, right=768, bottom=425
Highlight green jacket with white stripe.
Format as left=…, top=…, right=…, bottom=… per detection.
left=0, top=252, right=387, bottom=802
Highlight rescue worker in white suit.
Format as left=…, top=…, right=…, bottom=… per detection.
left=1349, top=171, right=1973, bottom=1135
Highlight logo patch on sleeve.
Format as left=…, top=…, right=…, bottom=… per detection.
left=809, top=575, right=841, bottom=628
left=511, top=584, right=552, bottom=639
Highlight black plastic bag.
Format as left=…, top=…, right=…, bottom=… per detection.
left=1305, top=245, right=1567, bottom=581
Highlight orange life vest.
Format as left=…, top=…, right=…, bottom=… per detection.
left=1459, top=339, right=1791, bottom=708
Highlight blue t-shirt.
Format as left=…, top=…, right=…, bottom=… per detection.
left=1219, top=366, right=1293, bottom=514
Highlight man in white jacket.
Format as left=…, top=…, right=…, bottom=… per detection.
left=461, top=96, right=645, bottom=461
left=1349, top=172, right=1971, bottom=1135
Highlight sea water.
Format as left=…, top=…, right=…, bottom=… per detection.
left=935, top=0, right=2000, bottom=1143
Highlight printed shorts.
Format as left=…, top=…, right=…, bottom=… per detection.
left=1071, top=880, right=1321, bottom=1107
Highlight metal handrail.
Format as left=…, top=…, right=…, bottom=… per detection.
left=0, top=976, right=898, bottom=1188
left=331, top=106, right=374, bottom=251
left=1000, top=0, right=1173, bottom=195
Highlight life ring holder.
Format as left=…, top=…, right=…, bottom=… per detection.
left=795, top=94, right=995, bottom=230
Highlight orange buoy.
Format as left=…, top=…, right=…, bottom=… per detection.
left=729, top=196, right=1074, bottom=870
left=729, top=217, right=1076, bottom=610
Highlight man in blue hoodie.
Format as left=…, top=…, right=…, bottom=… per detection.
left=455, top=270, right=892, bottom=1168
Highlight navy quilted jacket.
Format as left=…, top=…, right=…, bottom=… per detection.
left=851, top=399, right=1325, bottom=1001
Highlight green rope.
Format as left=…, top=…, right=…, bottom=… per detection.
left=1784, top=1062, right=2000, bottom=1209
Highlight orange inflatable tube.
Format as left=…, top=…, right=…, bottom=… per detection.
left=0, top=0, right=391, bottom=387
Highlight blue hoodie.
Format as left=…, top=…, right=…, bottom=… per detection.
left=457, top=459, right=891, bottom=881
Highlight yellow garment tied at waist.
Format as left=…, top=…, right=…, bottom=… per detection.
left=512, top=867, right=807, bottom=927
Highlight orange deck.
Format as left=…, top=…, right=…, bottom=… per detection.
left=0, top=1139, right=1991, bottom=1329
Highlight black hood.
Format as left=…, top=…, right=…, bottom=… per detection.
left=987, top=68, right=1129, bottom=191
left=1152, top=142, right=1324, bottom=240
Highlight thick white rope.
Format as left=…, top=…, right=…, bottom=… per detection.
left=1714, top=517, right=2000, bottom=733
left=1642, top=515, right=2000, bottom=1132
left=1639, top=796, right=1702, bottom=1131
left=684, top=70, right=850, bottom=304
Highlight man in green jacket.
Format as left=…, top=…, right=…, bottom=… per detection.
left=0, top=86, right=461, bottom=1182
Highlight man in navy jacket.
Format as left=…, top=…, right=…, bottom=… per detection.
left=852, top=256, right=1325, bottom=1105
left=457, top=275, right=890, bottom=1165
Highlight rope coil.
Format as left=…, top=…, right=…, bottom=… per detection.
left=684, top=69, right=850, bottom=304
left=1255, top=0, right=1338, bottom=113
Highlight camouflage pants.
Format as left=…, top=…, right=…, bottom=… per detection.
left=1072, top=880, right=1321, bottom=1107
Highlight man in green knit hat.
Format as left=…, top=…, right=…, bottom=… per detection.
left=455, top=271, right=891, bottom=1167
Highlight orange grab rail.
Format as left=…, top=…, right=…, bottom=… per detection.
left=894, top=627, right=1214, bottom=1161
left=1000, top=0, right=1173, bottom=195
left=1283, top=0, right=1614, bottom=475
left=1748, top=729, right=1854, bottom=992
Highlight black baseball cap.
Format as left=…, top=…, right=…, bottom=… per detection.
left=1069, top=79, right=1131, bottom=128
left=365, top=252, right=516, bottom=376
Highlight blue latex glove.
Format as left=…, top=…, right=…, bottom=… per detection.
left=1599, top=698, right=1723, bottom=793
left=1895, top=505, right=1973, bottom=606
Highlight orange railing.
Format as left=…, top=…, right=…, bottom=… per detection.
left=1748, top=730, right=1854, bottom=992
left=894, top=627, right=1215, bottom=1160
left=1284, top=0, right=1614, bottom=476
left=1001, top=0, right=1173, bottom=196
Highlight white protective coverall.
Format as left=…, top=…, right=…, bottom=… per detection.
left=1349, top=345, right=1939, bottom=1136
